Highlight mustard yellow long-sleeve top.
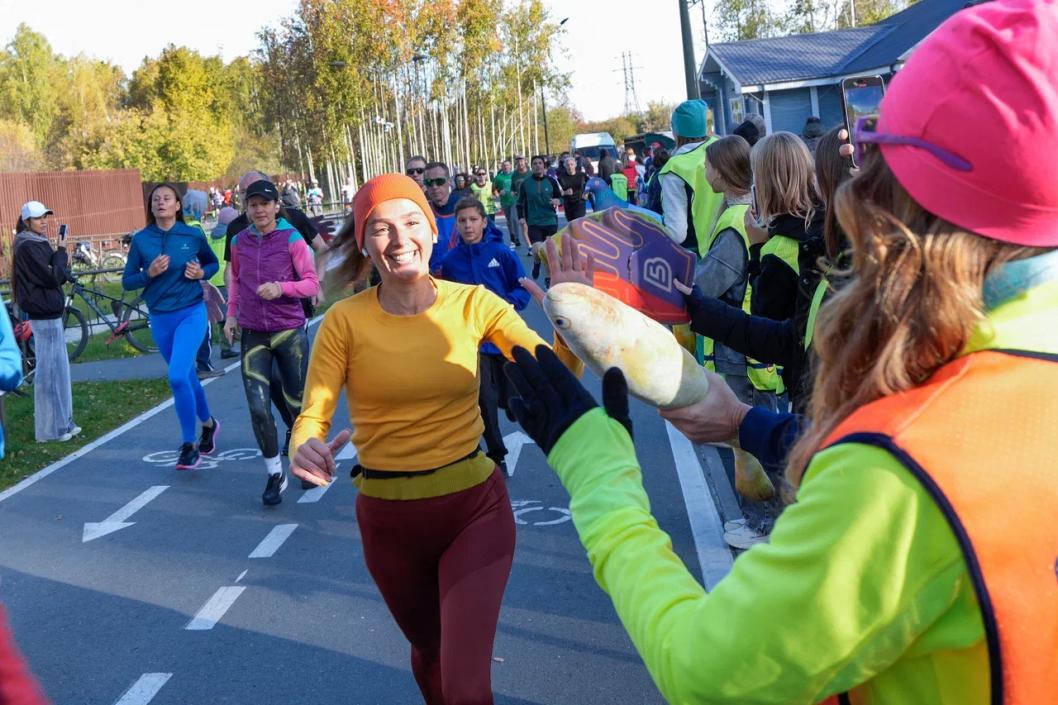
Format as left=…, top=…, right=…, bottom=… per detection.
left=291, top=279, right=580, bottom=499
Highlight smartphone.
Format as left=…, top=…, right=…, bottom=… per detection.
left=842, top=75, right=886, bottom=167
left=750, top=183, right=762, bottom=225
left=58, top=224, right=68, bottom=242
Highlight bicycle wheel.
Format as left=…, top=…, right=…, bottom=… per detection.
left=100, top=252, right=127, bottom=283
left=19, top=334, right=35, bottom=386
left=64, top=305, right=88, bottom=361
left=120, top=296, right=157, bottom=354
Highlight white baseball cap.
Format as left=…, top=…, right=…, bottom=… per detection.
left=20, top=201, right=54, bottom=220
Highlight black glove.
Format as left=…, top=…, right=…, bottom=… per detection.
left=504, top=345, right=632, bottom=455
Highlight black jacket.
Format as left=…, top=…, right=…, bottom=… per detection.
left=12, top=233, right=68, bottom=320
left=749, top=209, right=826, bottom=323
left=685, top=209, right=830, bottom=413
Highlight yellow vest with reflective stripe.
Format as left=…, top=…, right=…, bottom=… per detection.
left=695, top=204, right=785, bottom=394
left=759, top=233, right=800, bottom=275
left=803, top=277, right=828, bottom=351
left=659, top=139, right=724, bottom=258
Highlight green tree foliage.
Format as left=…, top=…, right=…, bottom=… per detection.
left=0, top=25, right=60, bottom=153
left=713, top=0, right=914, bottom=41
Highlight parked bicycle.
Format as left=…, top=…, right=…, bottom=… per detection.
left=5, top=301, right=35, bottom=389
left=69, top=238, right=130, bottom=284
left=62, top=273, right=155, bottom=360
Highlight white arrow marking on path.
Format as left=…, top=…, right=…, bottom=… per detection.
left=113, top=672, right=171, bottom=705
left=82, top=485, right=168, bottom=543
left=185, top=586, right=246, bottom=630
left=503, top=431, right=534, bottom=478
left=249, top=524, right=298, bottom=558
left=299, top=441, right=357, bottom=504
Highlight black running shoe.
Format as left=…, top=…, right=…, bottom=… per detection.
left=199, top=418, right=220, bottom=455
left=262, top=472, right=287, bottom=506
left=176, top=443, right=200, bottom=470
left=281, top=428, right=292, bottom=457
left=531, top=260, right=541, bottom=279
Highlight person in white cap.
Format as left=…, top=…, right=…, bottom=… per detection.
left=11, top=200, right=81, bottom=442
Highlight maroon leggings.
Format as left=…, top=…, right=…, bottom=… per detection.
left=356, top=469, right=516, bottom=705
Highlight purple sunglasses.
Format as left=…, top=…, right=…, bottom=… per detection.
left=854, top=116, right=973, bottom=172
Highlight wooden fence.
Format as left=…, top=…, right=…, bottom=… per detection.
left=0, top=169, right=146, bottom=277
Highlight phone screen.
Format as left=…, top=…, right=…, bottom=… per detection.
left=750, top=184, right=761, bottom=225
left=58, top=224, right=68, bottom=241
left=843, top=76, right=886, bottom=166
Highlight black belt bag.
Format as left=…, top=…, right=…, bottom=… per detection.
left=351, top=448, right=481, bottom=480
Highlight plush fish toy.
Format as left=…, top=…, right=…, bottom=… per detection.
left=544, top=282, right=775, bottom=500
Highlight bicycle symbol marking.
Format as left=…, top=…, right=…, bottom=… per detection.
left=143, top=448, right=262, bottom=470
left=510, top=500, right=571, bottom=527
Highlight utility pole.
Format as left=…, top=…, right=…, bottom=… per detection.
left=679, top=0, right=700, bottom=99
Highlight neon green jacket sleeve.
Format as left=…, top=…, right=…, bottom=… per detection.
left=547, top=409, right=985, bottom=704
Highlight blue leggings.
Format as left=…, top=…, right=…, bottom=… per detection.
left=151, top=303, right=212, bottom=443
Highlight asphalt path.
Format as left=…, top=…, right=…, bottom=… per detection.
left=0, top=227, right=739, bottom=705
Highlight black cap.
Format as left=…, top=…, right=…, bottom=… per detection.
left=244, top=180, right=279, bottom=202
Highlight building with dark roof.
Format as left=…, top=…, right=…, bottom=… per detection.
left=699, top=0, right=974, bottom=136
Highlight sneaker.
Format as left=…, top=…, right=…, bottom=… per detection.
left=263, top=472, right=287, bottom=506
left=176, top=442, right=201, bottom=470
left=67, top=425, right=82, bottom=438
left=531, top=260, right=541, bottom=279
left=280, top=429, right=292, bottom=457
left=723, top=517, right=747, bottom=532
left=723, top=523, right=769, bottom=550
left=260, top=472, right=285, bottom=505
left=197, top=369, right=223, bottom=380
left=220, top=349, right=240, bottom=359
left=199, top=418, right=220, bottom=455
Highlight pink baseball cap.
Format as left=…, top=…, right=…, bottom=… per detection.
left=877, top=0, right=1058, bottom=246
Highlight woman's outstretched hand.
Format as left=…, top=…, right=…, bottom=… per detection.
left=291, top=428, right=353, bottom=487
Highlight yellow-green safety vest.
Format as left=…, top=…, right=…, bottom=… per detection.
left=659, top=138, right=724, bottom=258
left=803, top=277, right=829, bottom=351
left=759, top=233, right=800, bottom=275
left=609, top=172, right=628, bottom=199
left=694, top=203, right=785, bottom=394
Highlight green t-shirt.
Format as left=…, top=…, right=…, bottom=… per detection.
left=493, top=171, right=516, bottom=209
left=511, top=169, right=530, bottom=207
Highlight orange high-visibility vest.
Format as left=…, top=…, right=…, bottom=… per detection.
left=816, top=350, right=1058, bottom=704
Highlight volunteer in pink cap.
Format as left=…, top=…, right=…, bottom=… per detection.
left=288, top=173, right=585, bottom=703
left=498, top=0, right=1058, bottom=702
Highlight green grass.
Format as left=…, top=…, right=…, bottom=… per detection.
left=0, top=379, right=173, bottom=490
left=69, top=331, right=155, bottom=363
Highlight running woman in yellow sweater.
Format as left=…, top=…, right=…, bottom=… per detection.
left=289, top=174, right=583, bottom=705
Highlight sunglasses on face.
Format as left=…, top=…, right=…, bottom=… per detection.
left=406, top=167, right=426, bottom=175
left=854, top=116, right=972, bottom=172
left=424, top=177, right=448, bottom=187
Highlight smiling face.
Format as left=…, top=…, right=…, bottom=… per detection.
left=364, top=198, right=434, bottom=284
left=247, top=195, right=280, bottom=230
left=151, top=186, right=181, bottom=223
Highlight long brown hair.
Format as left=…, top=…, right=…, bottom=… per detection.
left=814, top=126, right=854, bottom=260
left=786, top=151, right=1048, bottom=484
left=705, top=135, right=752, bottom=195
left=327, top=216, right=372, bottom=292
left=751, top=132, right=820, bottom=226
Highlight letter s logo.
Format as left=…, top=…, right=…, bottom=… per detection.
left=643, top=257, right=673, bottom=292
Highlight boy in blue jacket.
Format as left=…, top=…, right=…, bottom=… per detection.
left=441, top=197, right=530, bottom=476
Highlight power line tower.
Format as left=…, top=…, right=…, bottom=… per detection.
left=621, top=51, right=642, bottom=114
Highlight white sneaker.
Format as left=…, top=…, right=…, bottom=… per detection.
left=723, top=523, right=770, bottom=550
left=69, top=425, right=82, bottom=437
left=723, top=517, right=747, bottom=532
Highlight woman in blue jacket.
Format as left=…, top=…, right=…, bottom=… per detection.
left=441, top=196, right=530, bottom=475
left=123, top=184, right=221, bottom=470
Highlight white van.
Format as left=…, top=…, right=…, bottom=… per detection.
left=570, top=132, right=618, bottom=174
